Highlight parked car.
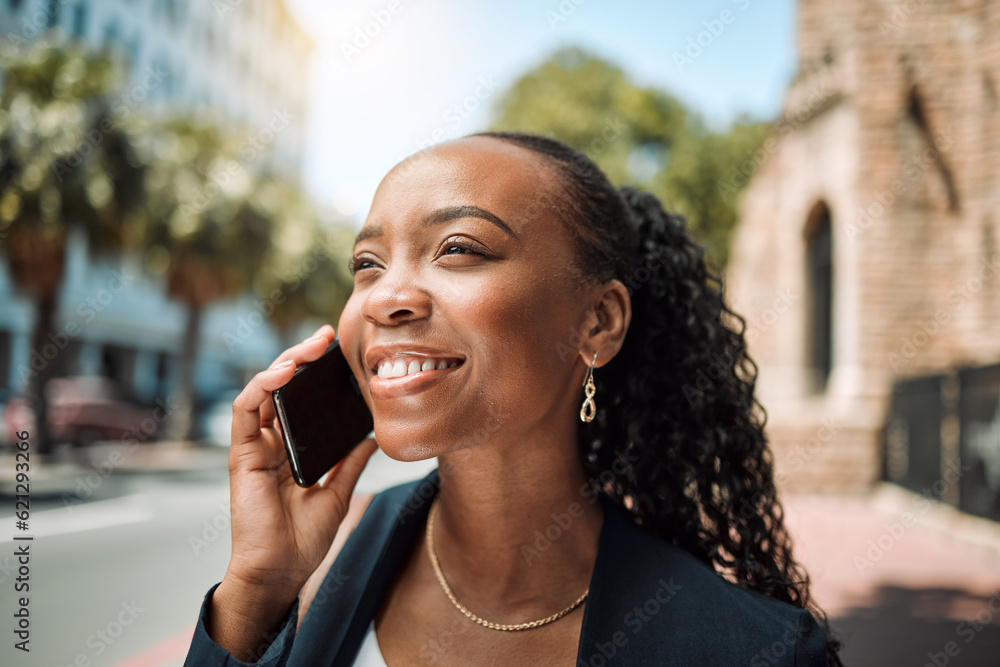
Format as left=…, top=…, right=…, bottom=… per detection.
left=1, top=376, right=166, bottom=448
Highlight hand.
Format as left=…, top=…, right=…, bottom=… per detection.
left=208, top=324, right=377, bottom=658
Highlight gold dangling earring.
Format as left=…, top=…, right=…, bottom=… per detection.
left=580, top=351, right=598, bottom=423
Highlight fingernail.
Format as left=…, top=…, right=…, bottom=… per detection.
left=273, top=360, right=294, bottom=370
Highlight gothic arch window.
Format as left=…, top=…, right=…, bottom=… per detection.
left=804, top=201, right=833, bottom=393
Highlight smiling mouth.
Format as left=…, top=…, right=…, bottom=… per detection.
left=373, top=357, right=465, bottom=380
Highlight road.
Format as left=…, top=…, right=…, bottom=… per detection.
left=0, top=444, right=436, bottom=667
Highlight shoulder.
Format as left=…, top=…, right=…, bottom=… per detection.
left=296, top=491, right=374, bottom=628
left=590, top=500, right=829, bottom=666
left=295, top=474, right=434, bottom=628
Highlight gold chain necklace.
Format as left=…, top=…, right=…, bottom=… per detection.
left=425, top=497, right=589, bottom=632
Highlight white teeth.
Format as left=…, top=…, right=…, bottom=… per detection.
left=377, top=357, right=461, bottom=378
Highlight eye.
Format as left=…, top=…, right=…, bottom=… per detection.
left=348, top=237, right=490, bottom=277
left=348, top=256, right=377, bottom=276
left=439, top=238, right=486, bottom=258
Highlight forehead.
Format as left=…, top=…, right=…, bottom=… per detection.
left=364, top=137, right=561, bottom=234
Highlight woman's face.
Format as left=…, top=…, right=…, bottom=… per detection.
left=337, top=136, right=593, bottom=462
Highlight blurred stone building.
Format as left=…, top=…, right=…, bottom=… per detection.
left=726, top=0, right=1000, bottom=493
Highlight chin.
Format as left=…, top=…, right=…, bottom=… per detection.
left=372, top=425, right=441, bottom=463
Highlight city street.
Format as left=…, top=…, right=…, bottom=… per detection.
left=0, top=444, right=436, bottom=667
left=1, top=444, right=998, bottom=666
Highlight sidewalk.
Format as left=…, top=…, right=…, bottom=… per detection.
left=782, top=484, right=1000, bottom=665
left=0, top=438, right=437, bottom=498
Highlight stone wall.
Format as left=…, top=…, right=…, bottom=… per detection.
left=725, top=0, right=1000, bottom=493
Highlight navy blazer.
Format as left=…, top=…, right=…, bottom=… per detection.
left=184, top=469, right=829, bottom=666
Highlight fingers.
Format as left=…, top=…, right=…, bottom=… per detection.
left=269, top=324, right=335, bottom=369
left=231, top=361, right=297, bottom=450
left=258, top=328, right=336, bottom=426
left=321, top=438, right=379, bottom=496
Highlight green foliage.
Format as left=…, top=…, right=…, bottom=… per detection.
left=0, top=35, right=354, bottom=327
left=489, top=47, right=773, bottom=269
left=0, top=36, right=145, bottom=272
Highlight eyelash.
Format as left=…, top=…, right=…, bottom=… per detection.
left=348, top=239, right=485, bottom=276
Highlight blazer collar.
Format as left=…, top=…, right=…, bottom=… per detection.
left=386, top=468, right=637, bottom=662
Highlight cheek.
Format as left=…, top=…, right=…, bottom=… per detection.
left=336, top=296, right=365, bottom=373
left=460, top=275, right=579, bottom=399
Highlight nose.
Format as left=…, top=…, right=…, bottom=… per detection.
left=360, top=263, right=431, bottom=326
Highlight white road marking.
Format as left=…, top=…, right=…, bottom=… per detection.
left=0, top=494, right=154, bottom=543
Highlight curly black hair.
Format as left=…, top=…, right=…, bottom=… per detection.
left=471, top=130, right=844, bottom=666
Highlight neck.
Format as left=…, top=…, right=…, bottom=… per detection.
left=428, top=408, right=605, bottom=617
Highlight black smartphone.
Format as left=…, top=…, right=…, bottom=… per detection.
left=271, top=336, right=374, bottom=487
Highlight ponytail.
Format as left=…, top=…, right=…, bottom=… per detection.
left=472, top=131, right=843, bottom=665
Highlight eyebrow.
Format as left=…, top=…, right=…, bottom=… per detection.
left=353, top=205, right=518, bottom=247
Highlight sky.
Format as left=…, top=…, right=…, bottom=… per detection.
left=283, top=0, right=799, bottom=225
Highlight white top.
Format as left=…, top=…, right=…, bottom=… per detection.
left=353, top=620, right=388, bottom=666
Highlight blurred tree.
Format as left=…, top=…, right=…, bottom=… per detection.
left=129, top=118, right=273, bottom=441
left=0, top=37, right=146, bottom=455
left=654, top=116, right=773, bottom=268
left=489, top=47, right=772, bottom=268
left=248, top=183, right=356, bottom=352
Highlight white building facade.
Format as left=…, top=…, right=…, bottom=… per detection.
left=0, top=0, right=316, bottom=434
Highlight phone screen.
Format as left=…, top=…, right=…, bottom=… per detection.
left=272, top=337, right=375, bottom=487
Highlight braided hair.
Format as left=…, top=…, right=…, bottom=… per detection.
left=470, top=130, right=843, bottom=665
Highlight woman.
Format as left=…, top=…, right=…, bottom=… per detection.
left=184, top=132, right=843, bottom=665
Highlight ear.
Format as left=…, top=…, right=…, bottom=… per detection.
left=578, top=279, right=631, bottom=369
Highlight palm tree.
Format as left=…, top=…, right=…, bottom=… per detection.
left=248, top=178, right=355, bottom=351
left=130, top=118, right=272, bottom=441
left=0, top=37, right=146, bottom=455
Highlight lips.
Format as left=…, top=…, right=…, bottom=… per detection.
left=364, top=344, right=466, bottom=375
left=364, top=344, right=466, bottom=400
left=368, top=358, right=465, bottom=400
